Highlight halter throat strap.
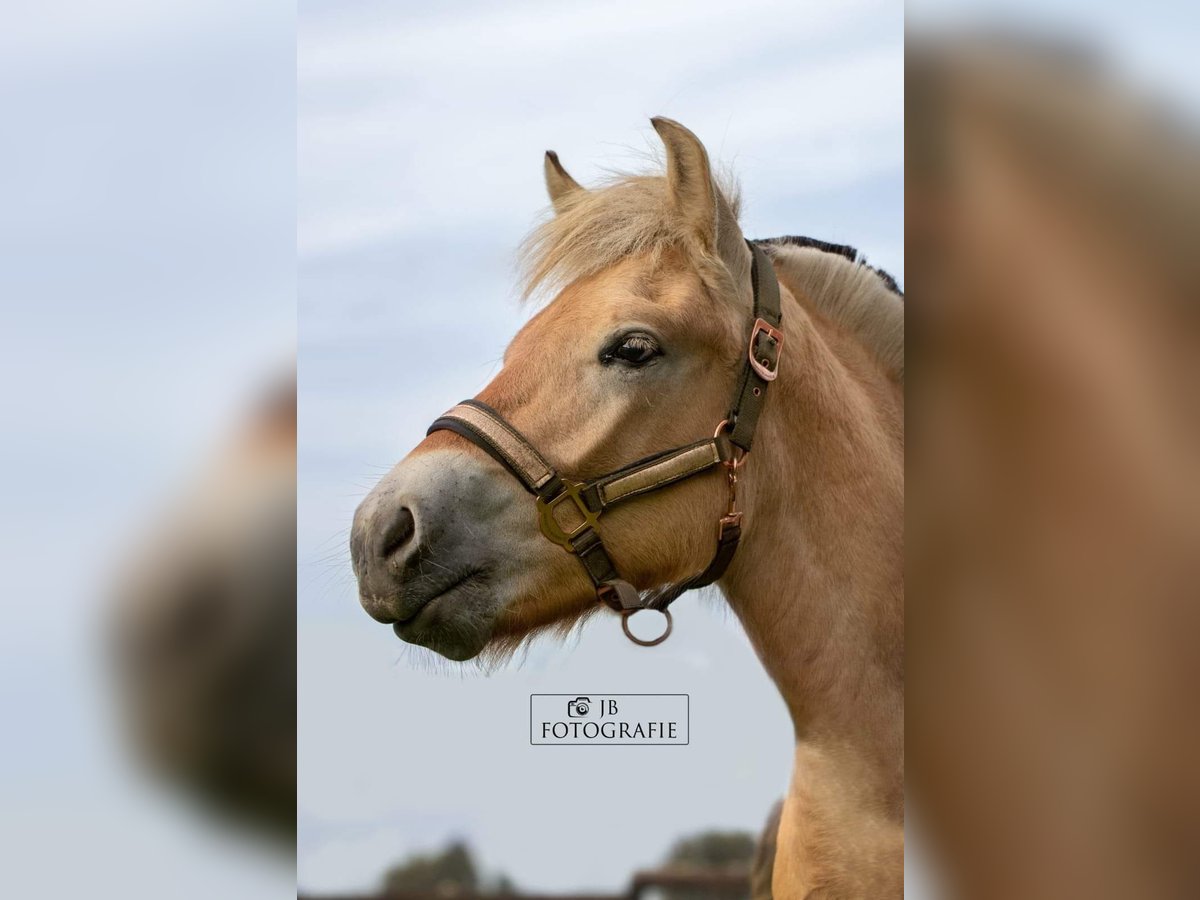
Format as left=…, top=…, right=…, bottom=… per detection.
left=426, top=240, right=783, bottom=629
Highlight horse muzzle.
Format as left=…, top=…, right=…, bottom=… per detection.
left=349, top=450, right=533, bottom=657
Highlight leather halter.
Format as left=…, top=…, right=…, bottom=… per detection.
left=427, top=241, right=783, bottom=646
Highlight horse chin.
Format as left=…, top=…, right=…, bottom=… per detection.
left=389, top=579, right=504, bottom=662
left=398, top=627, right=489, bottom=662
left=484, top=585, right=603, bottom=654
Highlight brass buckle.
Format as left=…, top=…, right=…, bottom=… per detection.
left=748, top=318, right=784, bottom=382
left=536, top=480, right=600, bottom=550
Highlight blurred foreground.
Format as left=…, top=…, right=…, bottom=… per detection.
left=111, top=377, right=297, bottom=836
left=0, top=1, right=294, bottom=897
left=907, top=30, right=1200, bottom=899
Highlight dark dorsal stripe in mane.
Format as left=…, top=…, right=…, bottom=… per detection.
left=754, top=235, right=904, bottom=299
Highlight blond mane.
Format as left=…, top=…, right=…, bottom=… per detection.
left=519, top=171, right=742, bottom=300
left=767, top=243, right=905, bottom=381
left=519, top=170, right=903, bottom=380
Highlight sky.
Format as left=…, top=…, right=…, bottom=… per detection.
left=0, top=1, right=294, bottom=898
left=297, top=0, right=903, bottom=894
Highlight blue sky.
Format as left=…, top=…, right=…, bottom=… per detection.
left=297, top=0, right=902, bottom=893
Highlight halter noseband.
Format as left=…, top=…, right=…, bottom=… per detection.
left=427, top=241, right=783, bottom=646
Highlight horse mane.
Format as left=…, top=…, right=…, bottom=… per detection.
left=518, top=171, right=903, bottom=380
left=759, top=235, right=904, bottom=298
left=519, top=170, right=742, bottom=300
left=758, top=236, right=905, bottom=381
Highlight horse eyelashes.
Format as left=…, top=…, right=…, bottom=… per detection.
left=602, top=333, right=662, bottom=367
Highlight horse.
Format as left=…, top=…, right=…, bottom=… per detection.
left=350, top=119, right=904, bottom=898
left=111, top=375, right=297, bottom=837
left=907, top=37, right=1200, bottom=899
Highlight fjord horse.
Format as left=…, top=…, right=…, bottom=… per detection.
left=351, top=119, right=903, bottom=898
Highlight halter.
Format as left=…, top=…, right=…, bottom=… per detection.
left=427, top=241, right=783, bottom=646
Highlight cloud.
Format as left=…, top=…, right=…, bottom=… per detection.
left=299, top=0, right=902, bottom=259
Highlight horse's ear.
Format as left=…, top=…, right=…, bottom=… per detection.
left=652, top=117, right=716, bottom=243
left=544, top=151, right=584, bottom=213
left=652, top=117, right=750, bottom=294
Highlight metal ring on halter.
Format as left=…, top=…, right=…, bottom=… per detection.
left=713, top=419, right=747, bottom=469
left=620, top=608, right=673, bottom=647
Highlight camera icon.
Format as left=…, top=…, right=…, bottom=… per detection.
left=566, top=696, right=591, bottom=717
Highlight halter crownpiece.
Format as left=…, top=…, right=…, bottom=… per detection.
left=427, top=240, right=783, bottom=646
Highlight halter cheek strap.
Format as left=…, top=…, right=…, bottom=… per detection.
left=427, top=241, right=783, bottom=644
left=431, top=399, right=734, bottom=610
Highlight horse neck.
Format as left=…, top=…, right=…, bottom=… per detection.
left=721, top=285, right=903, bottom=756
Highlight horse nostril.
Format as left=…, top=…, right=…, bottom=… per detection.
left=378, top=506, right=416, bottom=561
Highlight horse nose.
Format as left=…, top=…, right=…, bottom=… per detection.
left=351, top=491, right=420, bottom=621
left=378, top=505, right=415, bottom=560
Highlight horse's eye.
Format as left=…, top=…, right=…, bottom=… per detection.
left=603, top=333, right=662, bottom=367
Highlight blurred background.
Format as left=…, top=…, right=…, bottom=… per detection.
left=0, top=1, right=294, bottom=898
left=297, top=0, right=900, bottom=896
left=907, top=2, right=1199, bottom=898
